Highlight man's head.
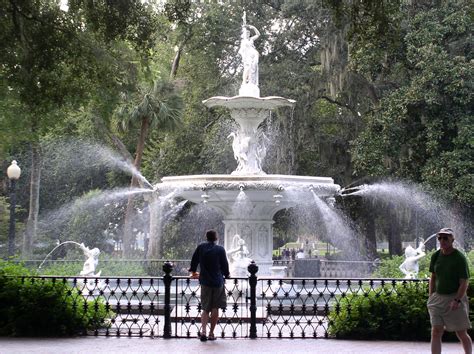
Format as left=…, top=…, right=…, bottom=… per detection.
left=206, top=229, right=218, bottom=242
left=437, top=227, right=455, bottom=249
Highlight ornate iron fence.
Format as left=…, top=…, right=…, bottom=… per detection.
left=7, top=262, right=428, bottom=339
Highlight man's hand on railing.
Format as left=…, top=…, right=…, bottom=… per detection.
left=190, top=271, right=199, bottom=279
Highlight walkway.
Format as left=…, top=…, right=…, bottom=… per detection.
left=0, top=337, right=464, bottom=354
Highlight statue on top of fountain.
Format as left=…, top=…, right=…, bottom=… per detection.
left=238, top=11, right=260, bottom=97
left=227, top=234, right=252, bottom=277
left=399, top=240, right=425, bottom=279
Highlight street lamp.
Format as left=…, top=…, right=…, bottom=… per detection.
left=7, top=160, right=21, bottom=257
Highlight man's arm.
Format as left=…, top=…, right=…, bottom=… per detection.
left=221, top=249, right=230, bottom=278
left=450, top=278, right=469, bottom=311
left=189, top=245, right=200, bottom=273
left=455, top=278, right=469, bottom=300
left=429, top=272, right=436, bottom=296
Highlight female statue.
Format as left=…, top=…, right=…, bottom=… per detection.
left=238, top=12, right=260, bottom=87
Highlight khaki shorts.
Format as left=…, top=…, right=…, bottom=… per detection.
left=427, top=292, right=471, bottom=332
left=201, top=284, right=226, bottom=312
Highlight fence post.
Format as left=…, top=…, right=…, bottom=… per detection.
left=248, top=261, right=259, bottom=339
left=163, top=261, right=173, bottom=338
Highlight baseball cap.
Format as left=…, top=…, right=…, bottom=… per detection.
left=437, top=228, right=454, bottom=236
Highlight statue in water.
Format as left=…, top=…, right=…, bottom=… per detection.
left=79, top=243, right=102, bottom=277
left=227, top=234, right=252, bottom=277
left=238, top=12, right=260, bottom=93
left=78, top=243, right=105, bottom=294
left=399, top=242, right=426, bottom=279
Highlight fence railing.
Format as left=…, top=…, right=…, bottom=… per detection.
left=319, top=260, right=378, bottom=278
left=8, top=261, right=428, bottom=339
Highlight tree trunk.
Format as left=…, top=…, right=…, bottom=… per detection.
left=146, top=197, right=161, bottom=259
left=122, top=116, right=150, bottom=258
left=387, top=205, right=402, bottom=256
left=23, top=141, right=41, bottom=258
left=170, top=45, right=182, bottom=79
left=364, top=216, right=377, bottom=260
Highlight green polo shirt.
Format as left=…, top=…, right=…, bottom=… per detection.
left=429, top=249, right=470, bottom=294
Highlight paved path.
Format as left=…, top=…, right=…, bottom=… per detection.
left=0, top=337, right=464, bottom=354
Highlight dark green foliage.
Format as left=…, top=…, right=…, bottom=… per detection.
left=330, top=279, right=474, bottom=341
left=329, top=282, right=431, bottom=340
left=0, top=261, right=111, bottom=337
left=37, top=258, right=148, bottom=277
left=349, top=1, right=473, bottom=205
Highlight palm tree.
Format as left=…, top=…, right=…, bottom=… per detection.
left=118, top=79, right=183, bottom=258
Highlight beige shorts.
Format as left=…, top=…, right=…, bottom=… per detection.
left=200, top=284, right=226, bottom=312
left=427, top=292, right=471, bottom=332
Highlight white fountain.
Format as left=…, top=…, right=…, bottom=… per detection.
left=154, top=13, right=340, bottom=274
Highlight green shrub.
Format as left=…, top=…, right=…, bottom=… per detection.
left=329, top=282, right=431, bottom=340
left=0, top=261, right=111, bottom=336
left=37, top=262, right=83, bottom=276
left=99, top=260, right=148, bottom=277
left=37, top=258, right=148, bottom=277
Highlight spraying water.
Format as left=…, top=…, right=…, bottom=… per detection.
left=38, top=240, right=83, bottom=269
left=146, top=189, right=188, bottom=259
left=42, top=139, right=154, bottom=189
left=38, top=187, right=153, bottom=246
left=342, top=181, right=468, bottom=244
left=232, top=189, right=252, bottom=219
left=309, top=190, right=363, bottom=260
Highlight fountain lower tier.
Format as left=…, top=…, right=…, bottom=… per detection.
left=156, top=174, right=340, bottom=274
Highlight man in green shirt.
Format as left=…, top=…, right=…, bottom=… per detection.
left=428, top=228, right=472, bottom=354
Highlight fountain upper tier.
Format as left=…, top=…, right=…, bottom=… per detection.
left=203, top=96, right=295, bottom=110
left=203, top=95, right=295, bottom=134
left=202, top=96, right=296, bottom=176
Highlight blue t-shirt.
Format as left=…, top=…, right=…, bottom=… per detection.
left=189, top=241, right=230, bottom=287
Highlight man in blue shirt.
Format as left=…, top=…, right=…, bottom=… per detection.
left=189, top=230, right=230, bottom=341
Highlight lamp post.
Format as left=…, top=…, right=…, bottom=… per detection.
left=7, top=160, right=21, bottom=257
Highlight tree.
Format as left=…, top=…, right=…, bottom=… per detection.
left=349, top=1, right=473, bottom=207
left=117, top=79, right=183, bottom=258
left=0, top=0, right=161, bottom=257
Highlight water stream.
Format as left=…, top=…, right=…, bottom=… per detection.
left=38, top=241, right=83, bottom=269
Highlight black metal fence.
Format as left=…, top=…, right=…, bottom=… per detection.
left=10, top=262, right=428, bottom=339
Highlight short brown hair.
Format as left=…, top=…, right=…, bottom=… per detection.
left=206, top=229, right=218, bottom=241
